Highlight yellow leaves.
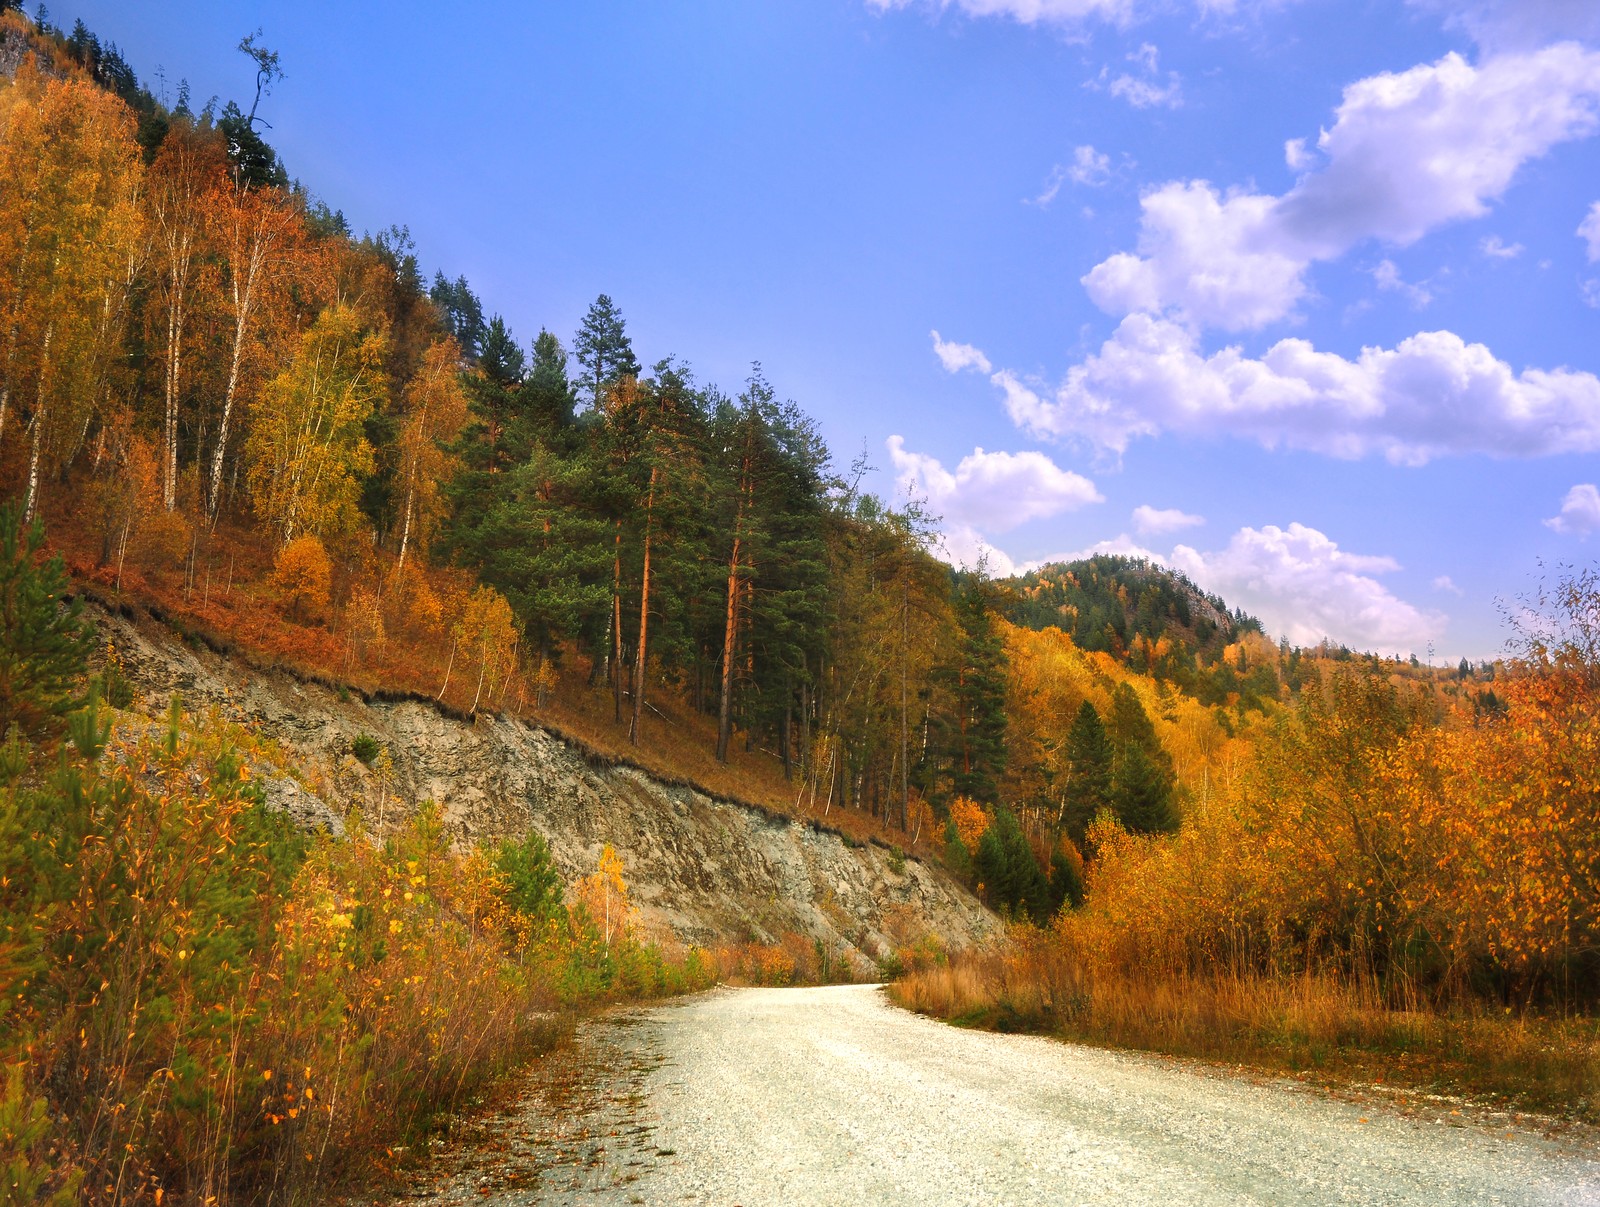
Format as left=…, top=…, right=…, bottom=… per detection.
left=575, top=843, right=634, bottom=946
left=245, top=304, right=388, bottom=544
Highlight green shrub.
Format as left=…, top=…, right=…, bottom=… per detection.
left=351, top=732, right=381, bottom=764
left=493, top=828, right=564, bottom=923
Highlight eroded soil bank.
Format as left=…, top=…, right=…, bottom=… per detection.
left=98, top=601, right=995, bottom=967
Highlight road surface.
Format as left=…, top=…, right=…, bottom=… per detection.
left=390, top=983, right=1600, bottom=1206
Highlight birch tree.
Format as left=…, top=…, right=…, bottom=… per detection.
left=244, top=304, right=385, bottom=545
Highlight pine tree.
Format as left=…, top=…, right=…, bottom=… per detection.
left=525, top=329, right=578, bottom=445
left=429, top=272, right=486, bottom=362
left=973, top=805, right=1049, bottom=921
left=1107, top=683, right=1177, bottom=833
left=1111, top=740, right=1177, bottom=833
left=0, top=504, right=93, bottom=746
left=939, top=577, right=1008, bottom=803
left=1061, top=699, right=1113, bottom=843
left=572, top=294, right=640, bottom=412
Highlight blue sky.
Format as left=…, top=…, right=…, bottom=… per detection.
left=70, top=0, right=1600, bottom=659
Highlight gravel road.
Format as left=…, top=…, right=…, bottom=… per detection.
left=392, top=984, right=1600, bottom=1206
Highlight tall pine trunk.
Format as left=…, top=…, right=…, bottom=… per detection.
left=629, top=467, right=657, bottom=745
left=715, top=528, right=741, bottom=763
left=612, top=519, right=624, bottom=724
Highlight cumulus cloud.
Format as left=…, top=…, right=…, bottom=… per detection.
left=987, top=313, right=1600, bottom=463
left=1544, top=483, right=1600, bottom=535
left=1132, top=504, right=1204, bottom=534
left=1082, top=183, right=1302, bottom=330
left=1433, top=575, right=1465, bottom=596
left=1082, top=46, right=1600, bottom=331
left=1406, top=0, right=1600, bottom=54
left=931, top=330, right=992, bottom=374
left=1580, top=202, right=1600, bottom=261
left=886, top=436, right=1102, bottom=534
left=1479, top=234, right=1524, bottom=258
left=1170, top=523, right=1445, bottom=653
left=938, top=525, right=1025, bottom=576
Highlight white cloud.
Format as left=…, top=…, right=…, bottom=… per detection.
left=865, top=0, right=1272, bottom=30
left=931, top=330, right=992, bottom=374
left=1082, top=183, right=1304, bottom=330
left=1406, top=0, right=1600, bottom=54
left=938, top=524, right=1024, bottom=576
left=991, top=313, right=1600, bottom=463
left=1028, top=165, right=1068, bottom=207
left=1432, top=574, right=1465, bottom=596
left=1081, top=46, right=1600, bottom=331
left=1372, top=259, right=1433, bottom=307
left=886, top=436, right=1102, bottom=535
left=1170, top=523, right=1445, bottom=653
left=1284, top=137, right=1314, bottom=171
left=1579, top=201, right=1600, bottom=261
left=1087, top=42, right=1184, bottom=109
left=1106, top=72, right=1184, bottom=108
left=1544, top=483, right=1600, bottom=535
left=1132, top=504, right=1204, bottom=534
left=867, top=0, right=1138, bottom=24
left=1479, top=234, right=1524, bottom=258
left=1027, top=146, right=1112, bottom=207
left=1068, top=144, right=1112, bottom=186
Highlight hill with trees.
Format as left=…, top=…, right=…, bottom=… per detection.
left=1, top=10, right=1594, bottom=1195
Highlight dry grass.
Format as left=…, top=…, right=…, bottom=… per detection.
left=890, top=933, right=1600, bottom=1122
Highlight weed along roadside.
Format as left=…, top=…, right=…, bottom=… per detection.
left=0, top=504, right=887, bottom=1203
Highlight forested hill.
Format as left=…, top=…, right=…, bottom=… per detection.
left=0, top=7, right=1031, bottom=843
left=1002, top=555, right=1261, bottom=670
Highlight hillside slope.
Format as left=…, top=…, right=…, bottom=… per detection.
left=94, top=601, right=996, bottom=966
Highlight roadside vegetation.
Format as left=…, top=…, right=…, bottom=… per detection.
left=0, top=503, right=873, bottom=1203
left=893, top=566, right=1600, bottom=1121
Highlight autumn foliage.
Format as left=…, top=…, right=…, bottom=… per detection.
left=895, top=572, right=1600, bottom=1115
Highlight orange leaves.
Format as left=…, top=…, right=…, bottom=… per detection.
left=947, top=796, right=991, bottom=854
left=453, top=583, right=520, bottom=714
left=1047, top=633, right=1600, bottom=1010
left=270, top=534, right=331, bottom=621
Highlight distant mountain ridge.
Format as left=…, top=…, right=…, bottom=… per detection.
left=1000, top=554, right=1262, bottom=664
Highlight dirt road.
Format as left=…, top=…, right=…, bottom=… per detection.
left=392, top=984, right=1599, bottom=1205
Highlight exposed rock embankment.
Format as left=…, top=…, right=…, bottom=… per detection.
left=91, top=601, right=996, bottom=965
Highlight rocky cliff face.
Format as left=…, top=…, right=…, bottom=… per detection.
left=93, top=602, right=996, bottom=967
